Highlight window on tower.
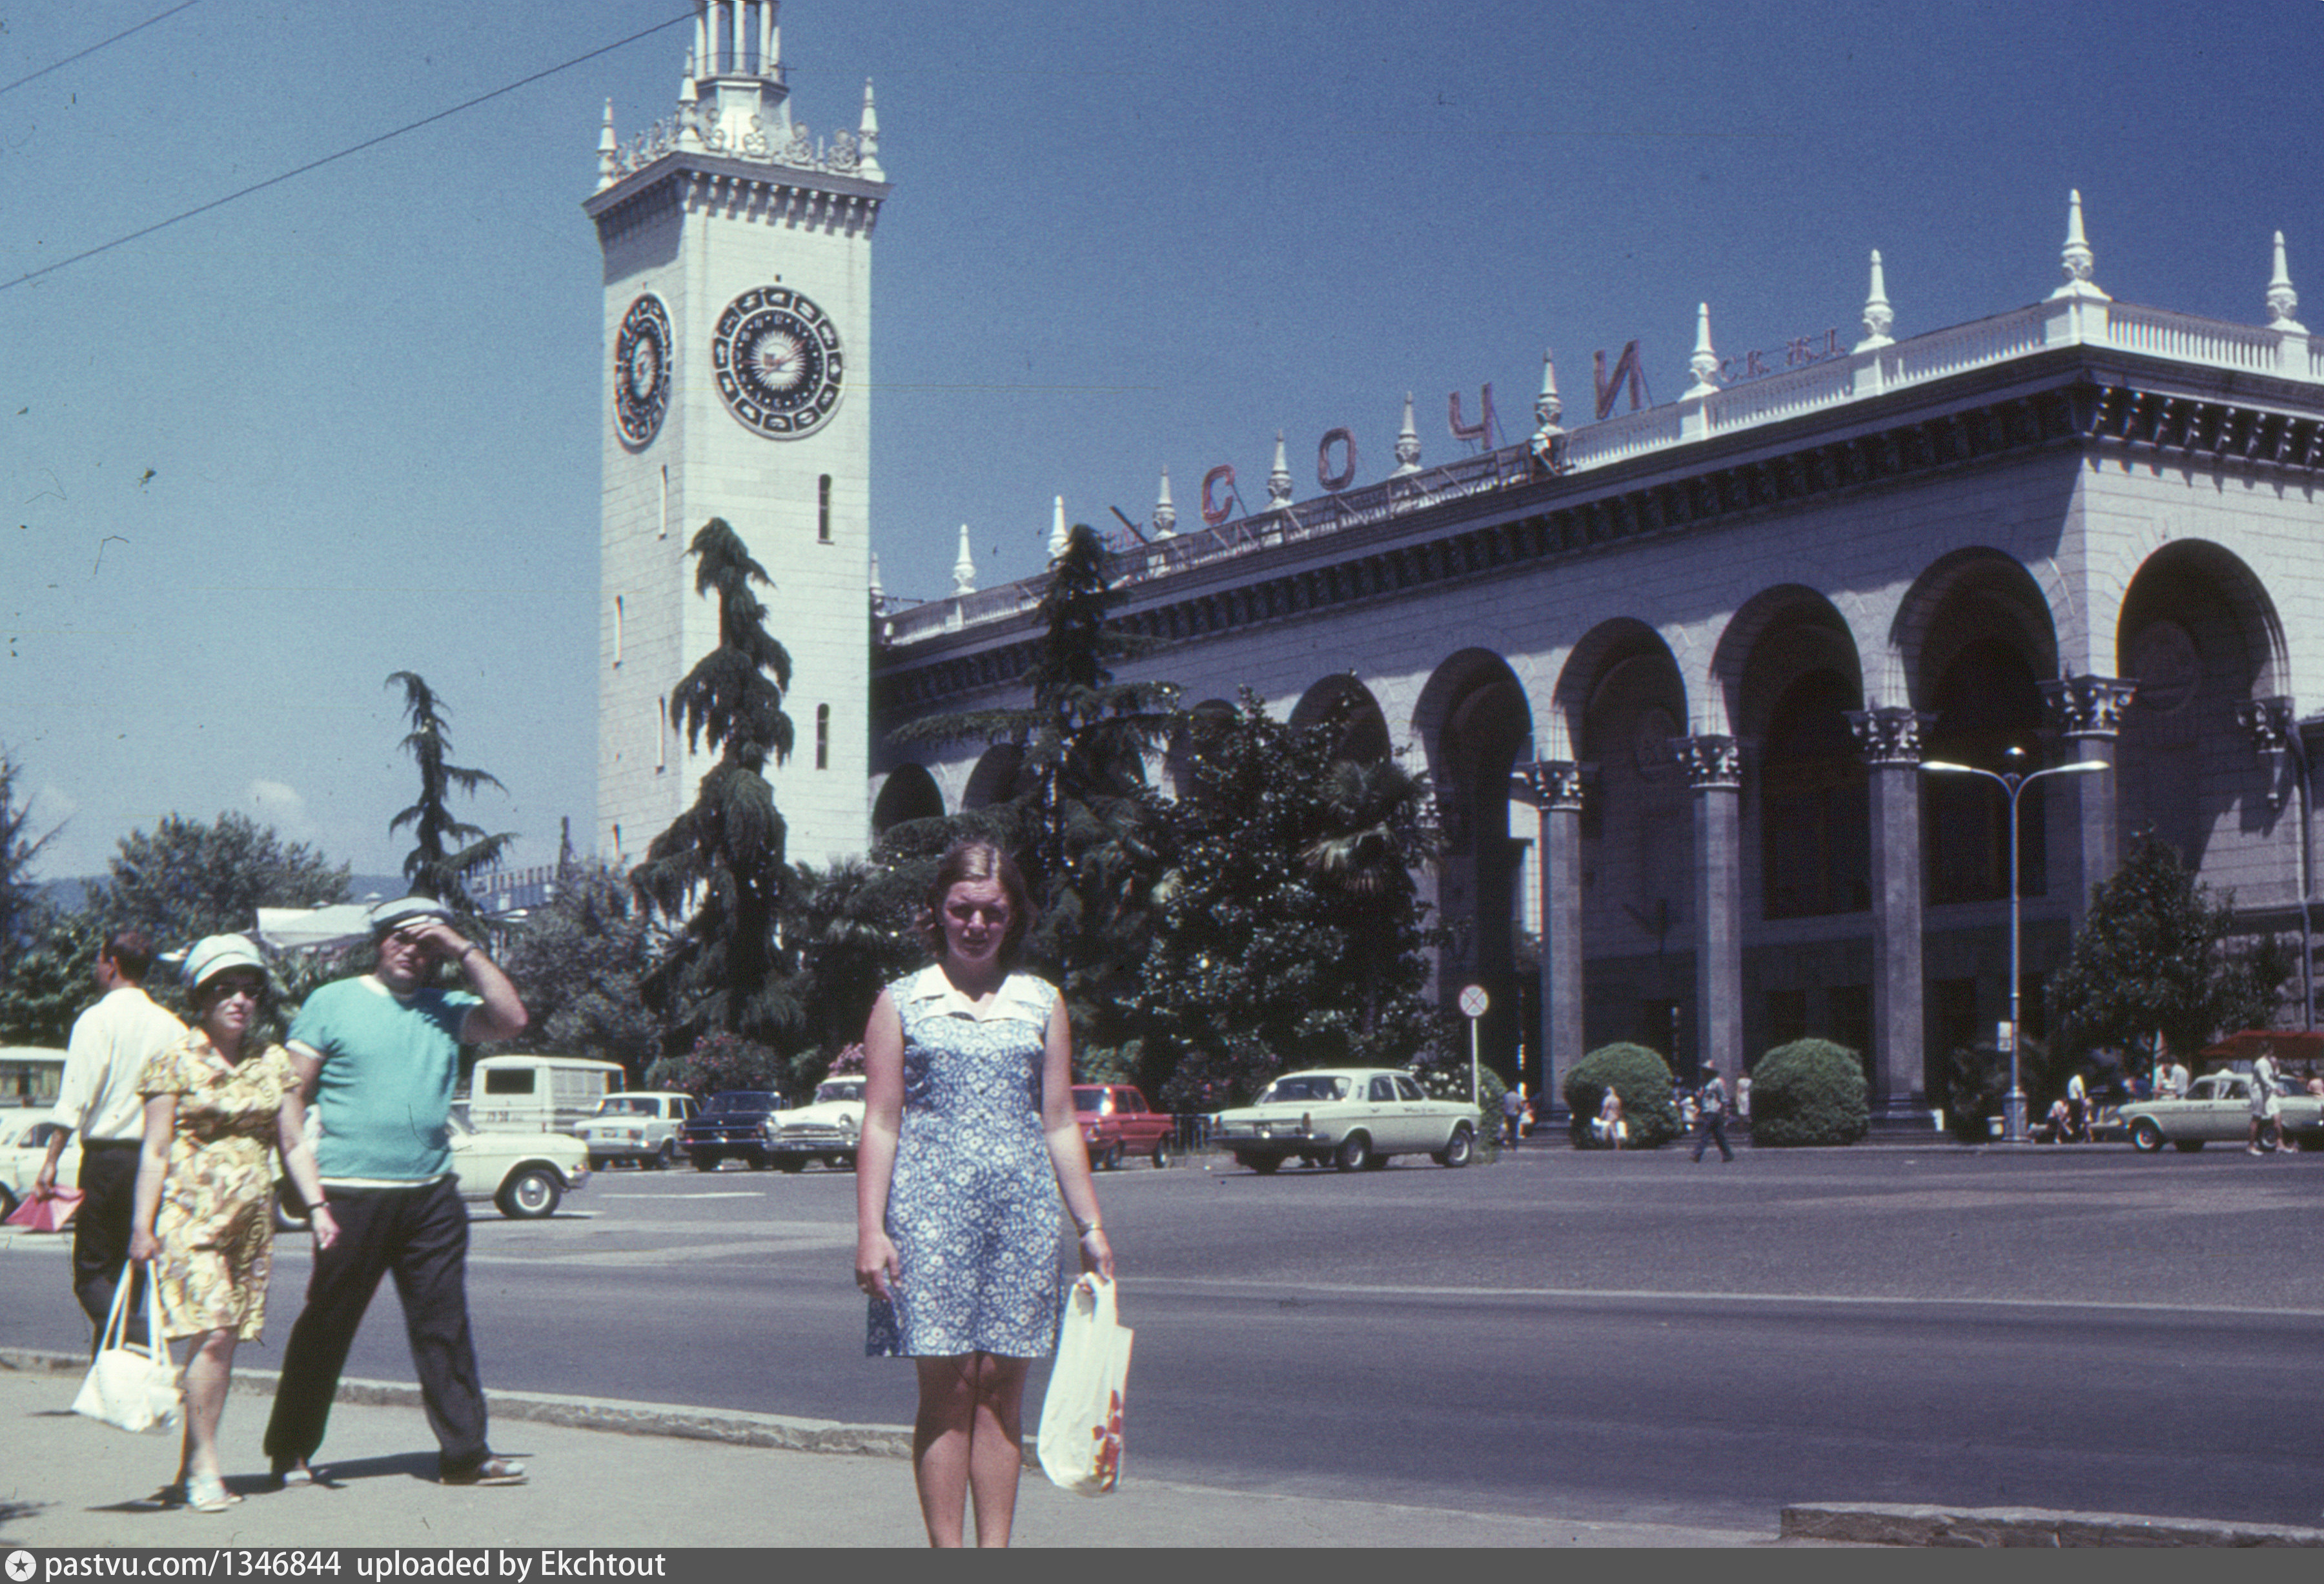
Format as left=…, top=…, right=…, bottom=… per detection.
left=818, top=475, right=833, bottom=543
left=816, top=705, right=830, bottom=769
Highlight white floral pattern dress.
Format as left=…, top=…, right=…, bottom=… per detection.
left=866, top=967, right=1065, bottom=1359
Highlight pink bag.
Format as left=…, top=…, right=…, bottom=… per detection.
left=5, top=1186, right=84, bottom=1233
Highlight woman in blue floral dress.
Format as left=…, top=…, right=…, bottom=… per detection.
left=856, top=841, right=1114, bottom=1547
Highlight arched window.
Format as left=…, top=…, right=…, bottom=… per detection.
left=815, top=704, right=830, bottom=769
left=818, top=475, right=833, bottom=544
left=1924, top=641, right=2046, bottom=904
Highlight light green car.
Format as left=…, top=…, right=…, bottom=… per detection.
left=2117, top=1071, right=2324, bottom=1153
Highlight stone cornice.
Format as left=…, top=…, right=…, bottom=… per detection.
left=586, top=150, right=888, bottom=239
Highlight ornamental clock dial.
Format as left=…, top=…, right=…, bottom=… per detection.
left=614, top=294, right=672, bottom=447
left=712, top=285, right=844, bottom=438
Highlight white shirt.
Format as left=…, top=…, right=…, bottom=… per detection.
left=50, top=984, right=187, bottom=1142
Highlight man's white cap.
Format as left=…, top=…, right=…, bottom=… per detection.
left=184, top=934, right=269, bottom=991
left=369, top=894, right=456, bottom=938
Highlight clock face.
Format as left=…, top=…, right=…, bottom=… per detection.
left=712, top=285, right=844, bottom=438
left=614, top=294, right=672, bottom=447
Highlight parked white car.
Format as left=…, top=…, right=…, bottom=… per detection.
left=762, top=1077, right=865, bottom=1171
left=0, top=1115, right=74, bottom=1222
left=578, top=1091, right=697, bottom=1171
left=1210, top=1067, right=1478, bottom=1173
left=276, top=1111, right=591, bottom=1224
left=2117, top=1071, right=2324, bottom=1153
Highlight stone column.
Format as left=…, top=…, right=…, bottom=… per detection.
left=1848, top=706, right=1935, bottom=1124
left=1676, top=735, right=1743, bottom=1080
left=2039, top=675, right=2137, bottom=932
left=1525, top=760, right=1588, bottom=1108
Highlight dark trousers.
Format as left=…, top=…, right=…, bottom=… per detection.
left=1692, top=1112, right=1733, bottom=1162
left=262, top=1178, right=492, bottom=1476
left=72, top=1142, right=145, bottom=1351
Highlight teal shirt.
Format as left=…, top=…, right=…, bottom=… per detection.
left=290, top=978, right=479, bottom=1182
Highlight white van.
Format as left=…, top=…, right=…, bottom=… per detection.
left=466, top=1055, right=626, bottom=1135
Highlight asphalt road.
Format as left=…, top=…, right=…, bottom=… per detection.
left=7, top=1139, right=2322, bottom=1531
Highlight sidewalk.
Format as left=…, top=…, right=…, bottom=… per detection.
left=0, top=1351, right=1797, bottom=1549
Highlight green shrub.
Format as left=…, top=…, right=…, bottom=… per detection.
left=1750, top=1039, right=1869, bottom=1146
left=1411, top=1058, right=1502, bottom=1158
left=1562, top=1043, right=1676, bottom=1149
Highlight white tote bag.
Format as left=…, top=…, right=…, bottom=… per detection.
left=72, top=1268, right=181, bottom=1434
left=1037, top=1274, right=1133, bottom=1496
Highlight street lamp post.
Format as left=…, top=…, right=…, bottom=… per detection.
left=1922, top=748, right=2111, bottom=1144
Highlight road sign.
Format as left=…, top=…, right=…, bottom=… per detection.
left=1459, top=984, right=1489, bottom=1019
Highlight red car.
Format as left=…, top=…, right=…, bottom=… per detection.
left=1073, top=1084, right=1176, bottom=1170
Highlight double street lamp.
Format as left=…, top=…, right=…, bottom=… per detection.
left=1921, top=748, right=2111, bottom=1144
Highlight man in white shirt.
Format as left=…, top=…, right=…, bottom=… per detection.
left=34, top=931, right=186, bottom=1348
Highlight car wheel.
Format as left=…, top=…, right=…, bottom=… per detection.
left=1436, top=1124, right=1475, bottom=1168
left=1335, top=1133, right=1372, bottom=1173
left=1152, top=1136, right=1173, bottom=1169
left=496, top=1168, right=562, bottom=1220
left=1097, top=1140, right=1123, bottom=1172
left=746, top=1153, right=771, bottom=1171
left=0, top=1184, right=17, bottom=1222
left=775, top=1157, right=806, bottom=1173
left=646, top=1140, right=674, bottom=1171
left=691, top=1152, right=720, bottom=1171
left=2130, top=1118, right=2165, bottom=1153
left=2172, top=1139, right=2205, bottom=1153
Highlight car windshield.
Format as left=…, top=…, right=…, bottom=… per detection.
left=814, top=1081, right=864, bottom=1105
left=705, top=1093, right=774, bottom=1113
left=595, top=1098, right=656, bottom=1116
left=1073, top=1088, right=1103, bottom=1114
left=1260, top=1076, right=1348, bottom=1104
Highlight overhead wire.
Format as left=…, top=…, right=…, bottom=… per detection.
left=0, top=0, right=207, bottom=99
left=2, top=9, right=692, bottom=293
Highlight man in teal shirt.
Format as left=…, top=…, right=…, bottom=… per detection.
left=263, top=896, right=531, bottom=1488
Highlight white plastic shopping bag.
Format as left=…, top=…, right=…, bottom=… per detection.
left=72, top=1267, right=181, bottom=1434
left=1037, top=1273, right=1132, bottom=1495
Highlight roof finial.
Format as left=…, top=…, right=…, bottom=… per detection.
left=1855, top=249, right=1895, bottom=351
left=1048, top=496, right=1069, bottom=559
left=1152, top=468, right=1177, bottom=539
left=869, top=551, right=884, bottom=602
left=2267, top=231, right=2305, bottom=333
left=1392, top=392, right=1422, bottom=475
left=2051, top=189, right=2110, bottom=301
left=857, top=80, right=884, bottom=181
left=952, top=525, right=977, bottom=595
left=596, top=101, right=619, bottom=191
left=1684, top=303, right=1722, bottom=398
left=1534, top=349, right=1562, bottom=429
left=1267, top=431, right=1294, bottom=508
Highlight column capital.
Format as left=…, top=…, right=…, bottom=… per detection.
left=1522, top=759, right=1589, bottom=812
left=2236, top=695, right=2296, bottom=754
left=1673, top=734, right=1740, bottom=790
left=1844, top=706, right=1937, bottom=766
left=2040, top=674, right=2139, bottom=738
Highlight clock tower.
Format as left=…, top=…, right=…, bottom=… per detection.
left=587, top=0, right=887, bottom=870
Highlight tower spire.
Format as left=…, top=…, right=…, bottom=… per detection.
left=1855, top=249, right=1895, bottom=351
left=2267, top=231, right=2305, bottom=333
left=1048, top=497, right=1070, bottom=559
left=953, top=525, right=977, bottom=595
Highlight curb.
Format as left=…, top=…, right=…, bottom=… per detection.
left=1782, top=1503, right=2324, bottom=1548
left=1, top=1346, right=915, bottom=1461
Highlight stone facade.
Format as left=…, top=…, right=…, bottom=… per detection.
left=868, top=224, right=2324, bottom=1122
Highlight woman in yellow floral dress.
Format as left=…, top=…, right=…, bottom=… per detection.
left=130, top=936, right=337, bottom=1513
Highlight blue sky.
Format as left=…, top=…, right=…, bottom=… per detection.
left=4, top=0, right=2316, bottom=887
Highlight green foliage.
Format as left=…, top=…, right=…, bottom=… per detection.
left=1075, top=1040, right=1142, bottom=1087
left=888, top=524, right=1177, bottom=1050
left=0, top=748, right=60, bottom=974
left=1134, top=692, right=1449, bottom=1109
left=1937, top=1036, right=2060, bottom=1144
left=0, top=905, right=98, bottom=1046
left=385, top=672, right=515, bottom=918
left=1412, top=1057, right=1502, bottom=1155
left=633, top=520, right=800, bottom=1053
left=642, top=1031, right=785, bottom=1096
left=85, top=811, right=350, bottom=948
left=1562, top=1042, right=1676, bottom=1148
left=781, top=857, right=926, bottom=1057
left=2048, top=828, right=2292, bottom=1069
left=1749, top=1038, right=1869, bottom=1146
left=491, top=863, right=664, bottom=1083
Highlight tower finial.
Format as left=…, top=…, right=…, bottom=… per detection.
left=1267, top=430, right=1294, bottom=508
left=1048, top=496, right=1069, bottom=559
left=1152, top=468, right=1177, bottom=539
left=1684, top=303, right=1722, bottom=398
left=953, top=525, right=977, bottom=595
left=2267, top=231, right=2305, bottom=333
left=857, top=79, right=884, bottom=181
left=2050, top=189, right=2110, bottom=300
left=1392, top=392, right=1422, bottom=475
left=1855, top=249, right=1895, bottom=351
left=596, top=100, right=619, bottom=191
left=1534, top=349, right=1562, bottom=429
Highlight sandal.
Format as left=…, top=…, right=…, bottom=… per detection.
left=187, top=1475, right=242, bottom=1514
left=273, top=1463, right=318, bottom=1490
